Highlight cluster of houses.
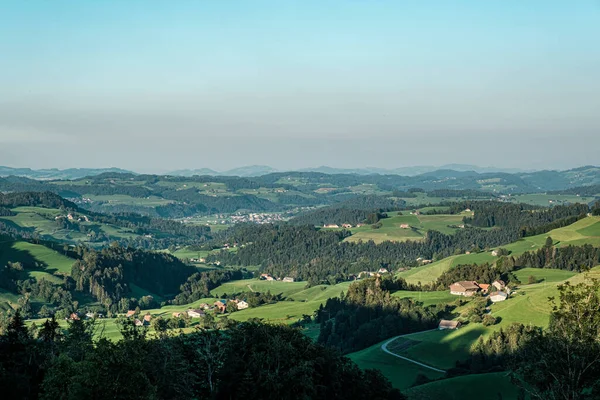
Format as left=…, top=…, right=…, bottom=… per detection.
left=68, top=311, right=104, bottom=321
left=439, top=279, right=510, bottom=330
left=259, top=273, right=295, bottom=282
left=176, top=299, right=250, bottom=318
left=350, top=268, right=390, bottom=280
left=323, top=223, right=365, bottom=229
left=55, top=213, right=90, bottom=222
left=121, top=311, right=153, bottom=327
left=449, top=279, right=510, bottom=302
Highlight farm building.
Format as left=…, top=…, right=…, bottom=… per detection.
left=400, top=224, right=410, bottom=229
left=143, top=314, right=152, bottom=323
left=187, top=309, right=205, bottom=318
left=260, top=273, right=275, bottom=281
left=489, top=291, right=508, bottom=302
left=323, top=224, right=340, bottom=228
left=172, top=312, right=183, bottom=318
left=378, top=268, right=389, bottom=274
left=492, top=280, right=506, bottom=291
left=449, top=281, right=480, bottom=296
left=237, top=300, right=249, bottom=310
left=342, top=223, right=353, bottom=228
left=283, top=277, right=295, bottom=282
left=438, top=320, right=461, bottom=330
left=126, top=310, right=136, bottom=318
left=491, top=250, right=499, bottom=257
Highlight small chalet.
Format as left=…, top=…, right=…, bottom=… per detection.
left=126, top=310, right=136, bottom=318
left=491, top=250, right=499, bottom=257
left=69, top=313, right=80, bottom=321
left=172, top=312, right=183, bottom=318
left=492, top=280, right=506, bottom=291
left=143, top=314, right=152, bottom=323
left=260, top=273, right=274, bottom=281
left=449, top=281, right=480, bottom=296
left=438, top=320, right=461, bottom=330
left=282, top=277, right=295, bottom=283
left=187, top=309, right=205, bottom=318
left=214, top=300, right=227, bottom=313
left=199, top=303, right=210, bottom=310
left=237, top=300, right=249, bottom=310
left=400, top=224, right=410, bottom=229
left=378, top=268, right=389, bottom=274
left=134, top=319, right=144, bottom=327
left=489, top=291, right=508, bottom=303
left=342, top=223, right=353, bottom=229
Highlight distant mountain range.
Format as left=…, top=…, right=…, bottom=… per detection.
left=167, top=164, right=530, bottom=177
left=0, top=166, right=134, bottom=180
left=168, top=165, right=278, bottom=177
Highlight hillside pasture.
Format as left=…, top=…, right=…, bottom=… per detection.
left=346, top=212, right=464, bottom=244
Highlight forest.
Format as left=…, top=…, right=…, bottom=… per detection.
left=316, top=277, right=449, bottom=353
left=0, top=315, right=405, bottom=400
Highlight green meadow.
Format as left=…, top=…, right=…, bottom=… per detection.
left=346, top=212, right=465, bottom=244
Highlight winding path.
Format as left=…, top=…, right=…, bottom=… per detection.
left=380, top=330, right=447, bottom=373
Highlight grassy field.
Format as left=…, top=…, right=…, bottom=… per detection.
left=345, top=212, right=465, bottom=244
left=399, top=216, right=600, bottom=285
left=348, top=339, right=445, bottom=389
left=391, top=290, right=458, bottom=306
left=404, top=372, right=522, bottom=400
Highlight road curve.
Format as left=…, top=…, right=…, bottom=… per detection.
left=380, top=330, right=447, bottom=373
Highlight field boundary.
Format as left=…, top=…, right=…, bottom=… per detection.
left=381, top=330, right=447, bottom=373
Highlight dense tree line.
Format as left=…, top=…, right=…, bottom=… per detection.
left=462, top=201, right=589, bottom=230
left=208, top=224, right=521, bottom=284
left=428, top=189, right=494, bottom=198
left=548, top=184, right=600, bottom=196
left=0, top=316, right=404, bottom=400
left=513, top=243, right=600, bottom=272
left=0, top=191, right=77, bottom=210
left=170, top=269, right=246, bottom=305
left=432, top=262, right=514, bottom=291
left=316, top=277, right=449, bottom=353
left=70, top=244, right=195, bottom=308
left=0, top=207, right=15, bottom=216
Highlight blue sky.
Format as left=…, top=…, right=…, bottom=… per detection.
left=1, top=1, right=599, bottom=172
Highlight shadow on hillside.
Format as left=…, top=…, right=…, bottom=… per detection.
left=0, top=218, right=36, bottom=233
left=0, top=241, right=53, bottom=276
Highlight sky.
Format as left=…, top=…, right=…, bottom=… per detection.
left=1, top=1, right=599, bottom=173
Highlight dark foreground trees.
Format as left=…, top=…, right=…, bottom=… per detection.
left=457, top=278, right=600, bottom=400
left=0, top=315, right=404, bottom=400
left=511, top=279, right=600, bottom=400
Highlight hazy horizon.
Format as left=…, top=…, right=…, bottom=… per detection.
left=2, top=1, right=599, bottom=171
